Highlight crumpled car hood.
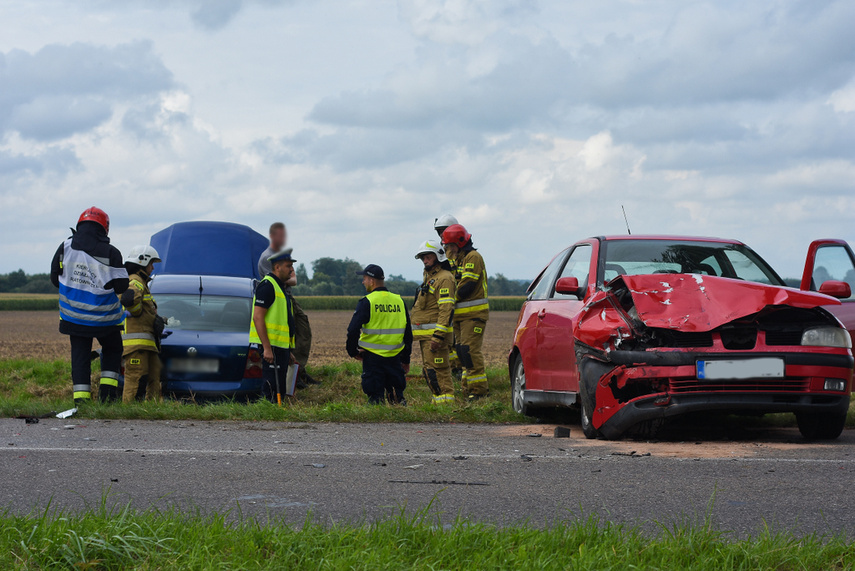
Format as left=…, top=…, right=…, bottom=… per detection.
left=618, top=274, right=840, bottom=332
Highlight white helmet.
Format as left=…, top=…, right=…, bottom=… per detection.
left=124, top=245, right=161, bottom=266
left=415, top=239, right=447, bottom=263
left=433, top=214, right=458, bottom=231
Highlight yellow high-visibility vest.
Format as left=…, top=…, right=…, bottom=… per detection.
left=249, top=276, right=294, bottom=349
left=359, top=290, right=406, bottom=357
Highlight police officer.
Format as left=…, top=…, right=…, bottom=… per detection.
left=442, top=224, right=490, bottom=401
left=50, top=207, right=129, bottom=404
left=257, top=222, right=317, bottom=388
left=250, top=249, right=297, bottom=403
left=411, top=241, right=456, bottom=404
left=346, top=264, right=413, bottom=405
left=120, top=245, right=163, bottom=403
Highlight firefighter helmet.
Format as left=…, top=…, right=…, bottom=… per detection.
left=78, top=207, right=110, bottom=234
left=441, top=224, right=471, bottom=249
left=433, top=214, right=459, bottom=231
left=124, top=245, right=161, bottom=267
left=415, top=240, right=447, bottom=263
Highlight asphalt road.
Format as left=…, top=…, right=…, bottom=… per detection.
left=2, top=418, right=854, bottom=536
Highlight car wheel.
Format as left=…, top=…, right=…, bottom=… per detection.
left=578, top=359, right=606, bottom=440
left=511, top=355, right=529, bottom=415
left=796, top=412, right=846, bottom=440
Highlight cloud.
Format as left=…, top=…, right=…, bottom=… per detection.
left=190, top=0, right=244, bottom=30
left=0, top=41, right=174, bottom=141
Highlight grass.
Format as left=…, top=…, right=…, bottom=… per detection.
left=0, top=359, right=527, bottom=423
left=2, top=499, right=854, bottom=570
left=0, top=294, right=526, bottom=312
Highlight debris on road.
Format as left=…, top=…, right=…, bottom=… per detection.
left=452, top=456, right=467, bottom=460
left=403, top=464, right=424, bottom=470
left=554, top=427, right=572, bottom=438
left=527, top=433, right=542, bottom=438
left=56, top=408, right=77, bottom=419
left=610, top=451, right=652, bottom=457
left=304, top=463, right=326, bottom=468
left=520, top=455, right=533, bottom=462
left=389, top=480, right=489, bottom=486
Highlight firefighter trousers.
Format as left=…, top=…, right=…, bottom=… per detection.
left=123, top=350, right=162, bottom=403
left=456, top=318, right=488, bottom=396
left=418, top=338, right=453, bottom=402
left=70, top=332, right=123, bottom=403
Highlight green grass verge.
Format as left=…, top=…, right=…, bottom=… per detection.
left=0, top=359, right=526, bottom=423
left=0, top=298, right=57, bottom=311
left=2, top=502, right=853, bottom=570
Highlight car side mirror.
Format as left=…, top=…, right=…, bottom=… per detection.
left=555, top=276, right=580, bottom=296
left=819, top=280, right=852, bottom=299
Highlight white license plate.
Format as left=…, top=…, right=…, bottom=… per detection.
left=170, top=358, right=219, bottom=373
left=697, top=358, right=784, bottom=380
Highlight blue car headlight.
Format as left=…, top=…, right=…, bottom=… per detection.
left=801, top=326, right=852, bottom=349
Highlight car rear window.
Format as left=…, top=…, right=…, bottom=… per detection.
left=156, top=294, right=251, bottom=333
left=602, top=240, right=784, bottom=286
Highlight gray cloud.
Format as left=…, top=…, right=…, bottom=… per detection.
left=190, top=0, right=244, bottom=30
left=0, top=41, right=174, bottom=141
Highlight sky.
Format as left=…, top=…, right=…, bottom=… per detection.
left=1, top=0, right=853, bottom=281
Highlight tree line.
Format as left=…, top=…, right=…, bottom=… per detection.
left=0, top=260, right=529, bottom=296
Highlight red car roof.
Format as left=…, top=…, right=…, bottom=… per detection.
left=598, top=235, right=745, bottom=245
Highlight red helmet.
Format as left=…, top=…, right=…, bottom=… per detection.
left=78, top=207, right=110, bottom=234
left=441, top=223, right=471, bottom=248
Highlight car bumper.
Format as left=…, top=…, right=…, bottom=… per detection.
left=163, top=378, right=265, bottom=397
left=599, top=391, right=851, bottom=439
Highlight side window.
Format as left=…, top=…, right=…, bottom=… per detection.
left=529, top=249, right=570, bottom=300
left=812, top=246, right=855, bottom=301
left=697, top=254, right=723, bottom=277
left=552, top=244, right=592, bottom=299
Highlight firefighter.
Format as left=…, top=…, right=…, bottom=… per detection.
left=257, top=222, right=317, bottom=388
left=120, top=245, right=164, bottom=403
left=411, top=240, right=456, bottom=404
left=442, top=224, right=490, bottom=401
left=346, top=264, right=413, bottom=405
left=250, top=249, right=297, bottom=403
left=433, top=214, right=458, bottom=240
left=50, top=207, right=129, bottom=404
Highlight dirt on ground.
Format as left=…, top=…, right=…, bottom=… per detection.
left=0, top=310, right=520, bottom=366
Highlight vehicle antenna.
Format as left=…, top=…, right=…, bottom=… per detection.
left=621, top=205, right=632, bottom=235
left=198, top=276, right=203, bottom=305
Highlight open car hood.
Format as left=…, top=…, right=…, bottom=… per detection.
left=617, top=274, right=841, bottom=332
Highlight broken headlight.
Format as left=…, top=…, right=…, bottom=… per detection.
left=801, top=326, right=852, bottom=349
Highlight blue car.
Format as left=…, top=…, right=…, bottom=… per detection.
left=146, top=221, right=269, bottom=399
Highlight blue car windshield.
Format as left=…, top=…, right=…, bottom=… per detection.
left=602, top=240, right=785, bottom=286
left=156, top=294, right=251, bottom=333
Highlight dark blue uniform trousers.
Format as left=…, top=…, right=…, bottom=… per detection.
left=361, top=351, right=406, bottom=404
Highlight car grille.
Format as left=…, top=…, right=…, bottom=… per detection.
left=764, top=330, right=803, bottom=346
left=719, top=327, right=757, bottom=350
left=669, top=378, right=810, bottom=393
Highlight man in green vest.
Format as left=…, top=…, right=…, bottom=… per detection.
left=346, top=264, right=413, bottom=405
left=250, top=249, right=297, bottom=402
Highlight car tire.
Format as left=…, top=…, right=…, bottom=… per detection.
left=796, top=412, right=846, bottom=440
left=511, top=355, right=530, bottom=416
left=578, top=359, right=609, bottom=440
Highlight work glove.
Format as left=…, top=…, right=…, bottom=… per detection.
left=153, top=315, right=166, bottom=339
left=120, top=289, right=136, bottom=308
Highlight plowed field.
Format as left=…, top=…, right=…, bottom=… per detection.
left=0, top=311, right=519, bottom=367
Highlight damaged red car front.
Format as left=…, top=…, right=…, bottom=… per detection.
left=510, top=237, right=854, bottom=440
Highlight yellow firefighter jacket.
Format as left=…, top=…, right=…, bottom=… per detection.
left=411, top=264, right=456, bottom=341
left=122, top=271, right=159, bottom=355
left=452, top=248, right=489, bottom=323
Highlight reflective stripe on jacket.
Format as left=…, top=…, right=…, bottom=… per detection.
left=410, top=265, right=456, bottom=339
left=359, top=290, right=407, bottom=357
left=249, top=275, right=294, bottom=349
left=123, top=274, right=159, bottom=354
left=58, top=238, right=127, bottom=327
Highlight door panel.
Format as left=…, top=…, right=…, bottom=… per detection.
left=801, top=240, right=855, bottom=336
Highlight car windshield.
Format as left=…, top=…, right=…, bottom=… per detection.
left=602, top=240, right=784, bottom=286
left=156, top=294, right=251, bottom=333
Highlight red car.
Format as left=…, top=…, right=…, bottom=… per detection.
left=509, top=236, right=854, bottom=440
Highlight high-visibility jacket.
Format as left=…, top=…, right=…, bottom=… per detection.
left=359, top=290, right=407, bottom=357
left=411, top=265, right=456, bottom=341
left=57, top=238, right=127, bottom=328
left=249, top=275, right=294, bottom=349
left=452, top=248, right=489, bottom=322
left=122, top=272, right=159, bottom=355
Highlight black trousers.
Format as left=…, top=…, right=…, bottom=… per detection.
left=69, top=331, right=123, bottom=402
left=261, top=346, right=292, bottom=403
left=361, top=351, right=406, bottom=405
